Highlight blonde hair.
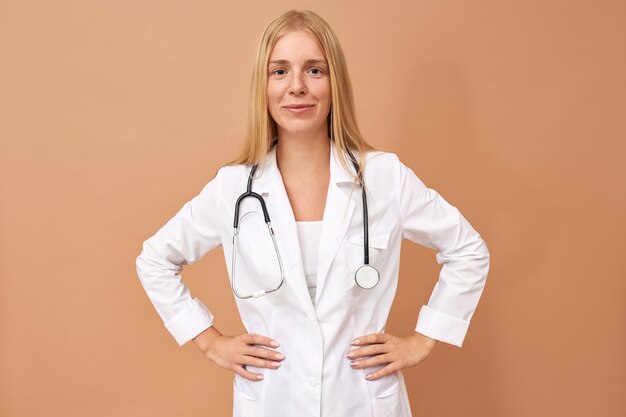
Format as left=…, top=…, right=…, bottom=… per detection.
left=224, top=9, right=376, bottom=184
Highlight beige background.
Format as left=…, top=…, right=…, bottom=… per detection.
left=1, top=1, right=624, bottom=416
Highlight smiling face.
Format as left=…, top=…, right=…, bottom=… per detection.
left=266, top=30, right=332, bottom=140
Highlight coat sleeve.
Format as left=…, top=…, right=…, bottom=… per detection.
left=135, top=168, right=224, bottom=346
left=395, top=156, right=490, bottom=347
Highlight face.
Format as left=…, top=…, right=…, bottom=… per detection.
left=266, top=30, right=331, bottom=139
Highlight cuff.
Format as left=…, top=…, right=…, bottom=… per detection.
left=164, top=297, right=215, bottom=346
left=414, top=305, right=470, bottom=348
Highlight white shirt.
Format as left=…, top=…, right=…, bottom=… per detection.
left=295, top=220, right=323, bottom=305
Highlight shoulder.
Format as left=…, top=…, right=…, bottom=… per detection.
left=192, top=163, right=249, bottom=201
left=354, top=150, right=407, bottom=204
left=363, top=149, right=424, bottom=182
left=362, top=149, right=404, bottom=179
left=214, top=162, right=250, bottom=183
left=360, top=149, right=428, bottom=199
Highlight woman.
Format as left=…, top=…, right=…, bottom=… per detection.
left=136, top=9, right=490, bottom=417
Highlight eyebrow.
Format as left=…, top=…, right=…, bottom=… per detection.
left=269, top=59, right=328, bottom=66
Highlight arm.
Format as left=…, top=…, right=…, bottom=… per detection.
left=136, top=168, right=286, bottom=379
left=397, top=156, right=491, bottom=348
left=346, top=155, right=490, bottom=380
left=135, top=169, right=224, bottom=346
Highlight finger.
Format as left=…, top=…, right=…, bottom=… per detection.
left=349, top=353, right=392, bottom=369
left=364, top=362, right=400, bottom=381
left=245, top=333, right=280, bottom=348
left=346, top=343, right=387, bottom=359
left=240, top=354, right=282, bottom=370
left=351, top=333, right=390, bottom=346
left=233, top=364, right=265, bottom=381
left=245, top=346, right=286, bottom=361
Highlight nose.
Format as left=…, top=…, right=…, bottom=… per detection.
left=288, top=72, right=307, bottom=95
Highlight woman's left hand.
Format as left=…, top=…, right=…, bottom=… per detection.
left=345, top=332, right=438, bottom=380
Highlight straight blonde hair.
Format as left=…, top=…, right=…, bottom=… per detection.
left=224, top=9, right=376, bottom=184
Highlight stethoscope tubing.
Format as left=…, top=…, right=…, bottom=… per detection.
left=230, top=145, right=378, bottom=298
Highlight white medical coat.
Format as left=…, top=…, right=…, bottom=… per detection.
left=135, top=140, right=490, bottom=417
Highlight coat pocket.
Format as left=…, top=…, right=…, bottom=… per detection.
left=359, top=366, right=400, bottom=398
left=233, top=377, right=259, bottom=417
left=234, top=372, right=263, bottom=401
left=372, top=388, right=402, bottom=417
left=367, top=370, right=402, bottom=416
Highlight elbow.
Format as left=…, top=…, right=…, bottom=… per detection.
left=478, top=237, right=490, bottom=260
left=477, top=239, right=491, bottom=286
left=482, top=238, right=490, bottom=265
left=135, top=240, right=153, bottom=287
left=135, top=249, right=148, bottom=288
left=476, top=237, right=490, bottom=271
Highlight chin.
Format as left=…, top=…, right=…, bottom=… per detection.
left=281, top=118, right=325, bottom=130
left=281, top=126, right=326, bottom=136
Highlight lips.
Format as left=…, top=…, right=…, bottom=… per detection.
left=283, top=104, right=315, bottom=109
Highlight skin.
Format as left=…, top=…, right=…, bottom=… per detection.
left=193, top=29, right=437, bottom=382
left=267, top=29, right=332, bottom=222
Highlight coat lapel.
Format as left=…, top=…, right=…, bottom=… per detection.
left=251, top=141, right=360, bottom=314
left=315, top=142, right=360, bottom=305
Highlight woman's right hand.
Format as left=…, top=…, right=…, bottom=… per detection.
left=193, top=326, right=284, bottom=381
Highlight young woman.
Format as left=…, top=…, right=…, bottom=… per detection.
left=136, top=9, right=490, bottom=417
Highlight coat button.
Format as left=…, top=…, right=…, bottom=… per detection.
left=308, top=377, right=317, bottom=386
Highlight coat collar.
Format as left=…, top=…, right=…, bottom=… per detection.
left=251, top=139, right=359, bottom=195
left=248, top=139, right=361, bottom=316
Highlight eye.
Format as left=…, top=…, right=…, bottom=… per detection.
left=271, top=68, right=286, bottom=76
left=309, top=67, right=323, bottom=76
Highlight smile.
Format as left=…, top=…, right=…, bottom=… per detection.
left=283, top=104, right=315, bottom=113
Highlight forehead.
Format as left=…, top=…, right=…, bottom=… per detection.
left=269, top=30, right=325, bottom=61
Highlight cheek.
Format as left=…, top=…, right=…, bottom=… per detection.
left=266, top=86, right=282, bottom=110
left=317, top=81, right=331, bottom=104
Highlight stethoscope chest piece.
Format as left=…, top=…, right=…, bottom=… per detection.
left=355, top=265, right=380, bottom=289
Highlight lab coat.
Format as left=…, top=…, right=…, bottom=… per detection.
left=135, top=140, right=490, bottom=417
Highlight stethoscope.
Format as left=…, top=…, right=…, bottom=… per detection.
left=230, top=145, right=379, bottom=299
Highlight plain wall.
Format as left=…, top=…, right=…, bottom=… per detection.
left=0, top=1, right=624, bottom=416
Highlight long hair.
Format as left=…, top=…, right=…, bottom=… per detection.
left=224, top=9, right=376, bottom=184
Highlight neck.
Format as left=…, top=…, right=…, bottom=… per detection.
left=275, top=131, right=330, bottom=179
